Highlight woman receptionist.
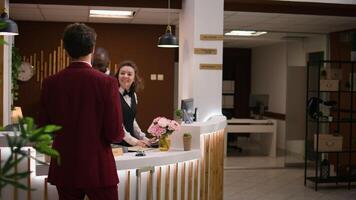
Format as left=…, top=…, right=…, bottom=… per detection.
left=115, top=60, right=151, bottom=147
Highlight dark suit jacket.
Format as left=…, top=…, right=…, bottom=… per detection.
left=39, top=61, right=124, bottom=188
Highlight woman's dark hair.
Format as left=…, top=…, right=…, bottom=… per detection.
left=115, top=60, right=144, bottom=92
left=63, top=23, right=97, bottom=59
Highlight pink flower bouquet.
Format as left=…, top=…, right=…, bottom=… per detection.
left=147, top=117, right=180, bottom=138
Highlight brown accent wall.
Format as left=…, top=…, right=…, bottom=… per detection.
left=15, top=21, right=175, bottom=130
left=223, top=48, right=251, bottom=118
left=225, top=0, right=356, bottom=17
left=11, top=0, right=182, bottom=9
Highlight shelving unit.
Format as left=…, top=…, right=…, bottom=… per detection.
left=304, top=60, right=356, bottom=191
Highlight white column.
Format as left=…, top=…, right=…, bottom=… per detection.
left=178, top=0, right=224, bottom=122
left=1, top=0, right=12, bottom=126
left=3, top=35, right=12, bottom=126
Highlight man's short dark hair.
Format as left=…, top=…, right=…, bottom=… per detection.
left=93, top=47, right=110, bottom=73
left=63, top=23, right=97, bottom=59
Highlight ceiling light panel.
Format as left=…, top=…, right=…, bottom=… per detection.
left=225, top=30, right=267, bottom=36
left=89, top=9, right=135, bottom=18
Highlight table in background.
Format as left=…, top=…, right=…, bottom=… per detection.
left=225, top=118, right=277, bottom=157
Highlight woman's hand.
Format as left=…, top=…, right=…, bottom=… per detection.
left=149, top=137, right=158, bottom=143
left=136, top=140, right=149, bottom=147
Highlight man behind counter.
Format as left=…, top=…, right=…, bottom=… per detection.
left=40, top=23, right=124, bottom=200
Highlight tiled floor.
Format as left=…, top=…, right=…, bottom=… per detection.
left=225, top=156, right=285, bottom=169
left=224, top=167, right=356, bottom=200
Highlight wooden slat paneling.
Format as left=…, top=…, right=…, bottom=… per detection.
left=181, top=162, right=186, bottom=200
left=14, top=153, right=18, bottom=200
left=194, top=160, right=199, bottom=200
left=44, top=178, right=48, bottom=200
left=204, top=135, right=210, bottom=200
left=173, top=163, right=178, bottom=200
left=157, top=167, right=162, bottom=200
left=147, top=171, right=152, bottom=200
left=165, top=165, right=170, bottom=200
left=125, top=171, right=130, bottom=200
left=199, top=130, right=225, bottom=200
left=188, top=162, right=193, bottom=200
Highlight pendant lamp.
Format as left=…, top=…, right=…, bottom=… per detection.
left=0, top=11, right=18, bottom=36
left=157, top=0, right=178, bottom=48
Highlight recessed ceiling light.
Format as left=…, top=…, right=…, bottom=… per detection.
left=89, top=10, right=135, bottom=18
left=225, top=30, right=267, bottom=36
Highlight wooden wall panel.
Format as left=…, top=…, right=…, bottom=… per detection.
left=15, top=21, right=175, bottom=130
left=223, top=48, right=251, bottom=118
left=224, top=1, right=356, bottom=17
left=11, top=0, right=182, bottom=9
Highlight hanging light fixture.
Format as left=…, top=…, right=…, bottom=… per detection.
left=157, top=0, right=178, bottom=48
left=0, top=10, right=18, bottom=36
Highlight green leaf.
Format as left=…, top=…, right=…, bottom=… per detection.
left=0, top=39, right=8, bottom=45
left=28, top=127, right=45, bottom=141
left=1, top=156, right=26, bottom=174
left=35, top=146, right=59, bottom=158
left=43, top=125, right=61, bottom=133
left=6, top=171, right=31, bottom=179
left=37, top=134, right=52, bottom=142
left=0, top=176, right=31, bottom=190
left=24, top=117, right=34, bottom=132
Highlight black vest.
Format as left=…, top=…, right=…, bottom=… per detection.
left=118, top=92, right=138, bottom=146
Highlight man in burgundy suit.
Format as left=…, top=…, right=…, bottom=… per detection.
left=39, top=23, right=124, bottom=200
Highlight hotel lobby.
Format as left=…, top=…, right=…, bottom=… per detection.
left=1, top=0, right=356, bottom=199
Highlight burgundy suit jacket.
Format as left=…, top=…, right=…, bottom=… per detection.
left=39, top=61, right=124, bottom=188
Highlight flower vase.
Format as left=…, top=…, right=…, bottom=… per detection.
left=159, top=135, right=171, bottom=151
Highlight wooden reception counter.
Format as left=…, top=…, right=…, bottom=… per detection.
left=0, top=116, right=226, bottom=200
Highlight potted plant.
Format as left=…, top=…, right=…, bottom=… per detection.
left=183, top=133, right=192, bottom=151
left=0, top=117, right=61, bottom=191
left=174, top=109, right=183, bottom=124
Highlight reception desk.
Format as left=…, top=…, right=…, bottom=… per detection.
left=0, top=116, right=226, bottom=200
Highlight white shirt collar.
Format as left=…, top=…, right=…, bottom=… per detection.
left=119, top=87, right=125, bottom=95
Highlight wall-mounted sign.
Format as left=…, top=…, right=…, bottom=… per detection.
left=194, top=48, right=217, bottom=55
left=200, top=34, right=224, bottom=41
left=200, top=64, right=222, bottom=70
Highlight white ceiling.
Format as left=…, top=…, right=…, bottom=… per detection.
left=9, top=3, right=356, bottom=48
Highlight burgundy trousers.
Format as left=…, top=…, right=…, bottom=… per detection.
left=56, top=185, right=118, bottom=200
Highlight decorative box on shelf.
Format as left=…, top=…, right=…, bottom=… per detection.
left=314, top=134, right=343, bottom=152
left=325, top=68, right=342, bottom=80
left=320, top=80, right=339, bottom=91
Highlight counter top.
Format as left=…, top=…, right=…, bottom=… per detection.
left=36, top=149, right=200, bottom=175
left=171, top=115, right=227, bottom=149
left=115, top=149, right=200, bottom=170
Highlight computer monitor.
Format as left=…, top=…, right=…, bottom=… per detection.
left=181, top=98, right=194, bottom=123
left=249, top=94, right=269, bottom=119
